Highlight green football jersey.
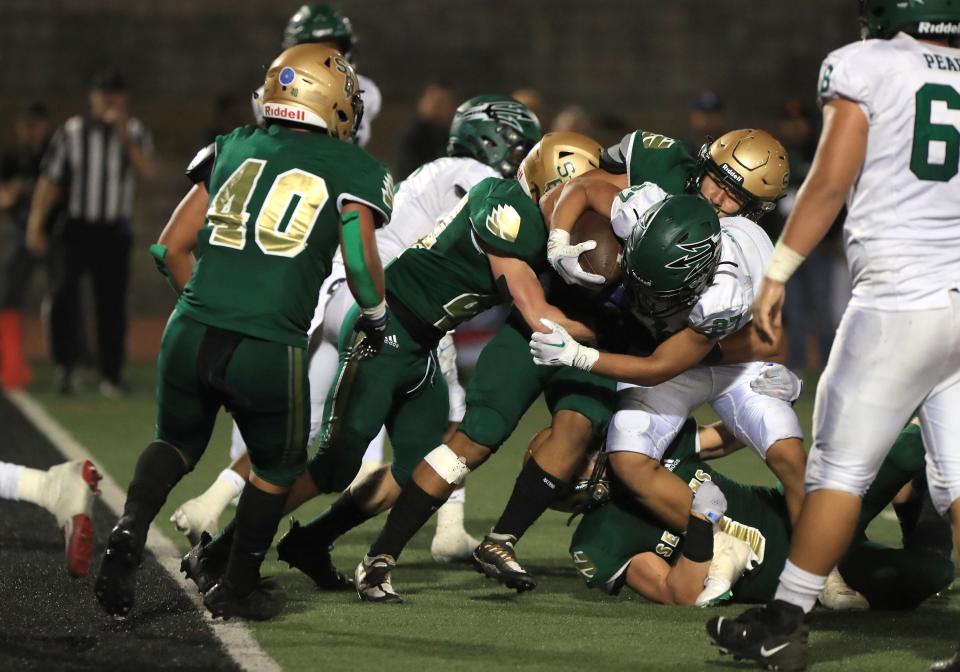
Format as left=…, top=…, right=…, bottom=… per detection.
left=386, top=176, right=545, bottom=333
left=601, top=129, right=697, bottom=194
left=571, top=419, right=790, bottom=594
left=179, top=124, right=393, bottom=348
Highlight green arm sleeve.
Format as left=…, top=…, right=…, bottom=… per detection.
left=340, top=209, right=382, bottom=309
left=149, top=243, right=178, bottom=293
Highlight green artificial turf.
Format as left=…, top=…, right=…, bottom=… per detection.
left=26, top=362, right=959, bottom=671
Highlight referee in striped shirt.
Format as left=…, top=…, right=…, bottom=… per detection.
left=26, top=71, right=155, bottom=396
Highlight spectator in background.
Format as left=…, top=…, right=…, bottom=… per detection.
left=551, top=105, right=593, bottom=135
left=396, top=81, right=456, bottom=179
left=772, top=99, right=839, bottom=372
left=685, top=89, right=726, bottom=150
left=26, top=71, right=154, bottom=397
left=0, top=102, right=52, bottom=390
left=203, top=92, right=248, bottom=145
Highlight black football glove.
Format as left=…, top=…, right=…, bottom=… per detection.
left=349, top=310, right=388, bottom=361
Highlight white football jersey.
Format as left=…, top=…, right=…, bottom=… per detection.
left=819, top=33, right=960, bottom=310
left=333, top=156, right=498, bottom=268
left=250, top=73, right=380, bottom=148
left=611, top=183, right=772, bottom=341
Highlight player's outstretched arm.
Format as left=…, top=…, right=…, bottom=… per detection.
left=625, top=551, right=710, bottom=606
left=697, top=422, right=745, bottom=461
left=754, top=99, right=867, bottom=342
left=488, top=252, right=594, bottom=341
left=541, top=171, right=624, bottom=230
left=531, top=321, right=715, bottom=387
left=153, top=183, right=208, bottom=293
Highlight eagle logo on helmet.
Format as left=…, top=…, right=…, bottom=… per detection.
left=666, top=233, right=722, bottom=282
left=461, top=102, right=536, bottom=134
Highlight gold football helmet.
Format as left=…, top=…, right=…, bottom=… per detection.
left=517, top=131, right=602, bottom=203
left=695, top=129, right=789, bottom=220
left=261, top=43, right=362, bottom=141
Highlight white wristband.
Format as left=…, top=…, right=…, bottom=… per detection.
left=764, top=240, right=806, bottom=283
left=361, top=299, right=387, bottom=321
left=573, top=345, right=600, bottom=371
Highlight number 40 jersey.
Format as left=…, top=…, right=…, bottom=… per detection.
left=180, top=124, right=394, bottom=349
left=819, top=33, right=960, bottom=311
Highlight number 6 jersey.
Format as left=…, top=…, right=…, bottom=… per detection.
left=180, top=123, right=393, bottom=348
left=819, top=33, right=960, bottom=311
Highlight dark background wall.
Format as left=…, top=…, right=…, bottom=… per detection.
left=0, top=0, right=860, bottom=314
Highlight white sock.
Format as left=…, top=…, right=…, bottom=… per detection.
left=436, top=499, right=465, bottom=535
left=775, top=560, right=827, bottom=613
left=198, top=469, right=245, bottom=511
left=0, top=461, right=25, bottom=501
left=217, top=468, right=246, bottom=498
left=15, top=466, right=50, bottom=508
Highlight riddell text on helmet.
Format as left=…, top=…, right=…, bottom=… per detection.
left=264, top=104, right=306, bottom=121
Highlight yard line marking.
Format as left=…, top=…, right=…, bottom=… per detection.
left=5, top=390, right=280, bottom=672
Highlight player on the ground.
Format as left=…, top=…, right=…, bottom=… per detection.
left=0, top=459, right=101, bottom=576
left=572, top=419, right=953, bottom=612
left=171, top=2, right=384, bottom=546
left=177, top=96, right=542, bottom=585
left=700, top=3, right=960, bottom=671
left=530, top=182, right=806, bottom=538
left=470, top=130, right=798, bottom=594
left=94, top=43, right=392, bottom=621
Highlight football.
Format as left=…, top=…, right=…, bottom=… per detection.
left=570, top=209, right=623, bottom=284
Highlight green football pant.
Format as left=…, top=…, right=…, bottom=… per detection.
left=155, top=311, right=308, bottom=488
left=459, top=318, right=615, bottom=451
left=306, top=304, right=448, bottom=492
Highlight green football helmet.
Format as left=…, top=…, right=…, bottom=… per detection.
left=447, top=95, right=542, bottom=178
left=621, top=195, right=722, bottom=318
left=282, top=4, right=355, bottom=54
left=859, top=0, right=960, bottom=40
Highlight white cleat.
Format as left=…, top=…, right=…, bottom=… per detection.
left=695, top=531, right=759, bottom=607
left=170, top=497, right=222, bottom=547
left=819, top=567, right=869, bottom=610
left=45, top=460, right=102, bottom=577
left=430, top=529, right=481, bottom=563
left=355, top=554, right=403, bottom=603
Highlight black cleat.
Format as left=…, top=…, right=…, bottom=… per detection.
left=932, top=644, right=960, bottom=671
left=203, top=578, right=287, bottom=621
left=706, top=600, right=808, bottom=671
left=355, top=554, right=403, bottom=603
left=95, top=525, right=141, bottom=619
left=276, top=520, right=353, bottom=591
left=180, top=532, right=225, bottom=595
left=472, top=533, right=537, bottom=593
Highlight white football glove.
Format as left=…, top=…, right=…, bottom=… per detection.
left=691, top=480, right=727, bottom=524
left=546, top=229, right=606, bottom=288
left=529, top=318, right=600, bottom=371
left=750, top=362, right=803, bottom=403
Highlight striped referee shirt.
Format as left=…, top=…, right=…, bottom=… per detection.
left=42, top=115, right=153, bottom=224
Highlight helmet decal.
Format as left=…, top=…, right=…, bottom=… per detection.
left=665, top=233, right=723, bottom=282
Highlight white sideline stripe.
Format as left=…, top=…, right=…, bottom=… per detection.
left=5, top=390, right=281, bottom=672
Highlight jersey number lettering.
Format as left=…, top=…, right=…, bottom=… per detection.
left=207, top=159, right=330, bottom=257
left=911, top=83, right=960, bottom=182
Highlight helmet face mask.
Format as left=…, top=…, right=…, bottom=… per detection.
left=621, top=196, right=722, bottom=319
left=859, top=0, right=960, bottom=41
left=262, top=43, right=363, bottom=141
left=447, top=95, right=542, bottom=178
